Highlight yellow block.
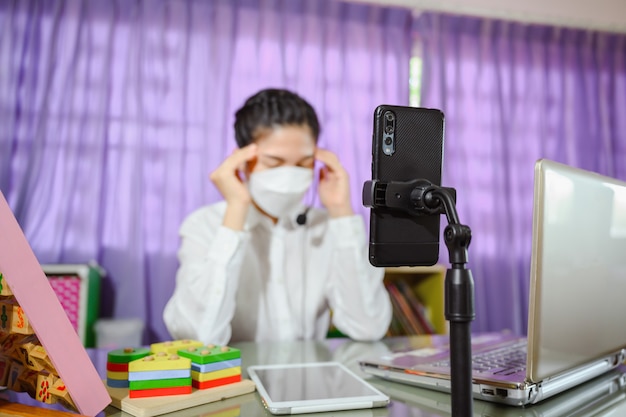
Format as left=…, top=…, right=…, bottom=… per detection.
left=129, top=353, right=191, bottom=372
left=192, top=366, right=241, bottom=382
left=106, top=370, right=129, bottom=380
left=150, top=339, right=203, bottom=355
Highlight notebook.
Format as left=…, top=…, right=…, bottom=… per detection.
left=359, top=158, right=626, bottom=406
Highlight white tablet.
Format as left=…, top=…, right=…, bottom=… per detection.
left=247, top=362, right=390, bottom=415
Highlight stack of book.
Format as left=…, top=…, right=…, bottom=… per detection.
left=385, top=279, right=436, bottom=336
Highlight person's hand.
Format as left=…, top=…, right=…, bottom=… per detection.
left=210, top=144, right=257, bottom=230
left=315, top=148, right=354, bottom=218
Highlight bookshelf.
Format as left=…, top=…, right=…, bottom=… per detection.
left=384, top=265, right=447, bottom=335
left=326, top=264, right=447, bottom=338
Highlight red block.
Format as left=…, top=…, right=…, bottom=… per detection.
left=129, top=385, right=193, bottom=398
left=192, top=375, right=241, bottom=390
left=106, top=362, right=128, bottom=372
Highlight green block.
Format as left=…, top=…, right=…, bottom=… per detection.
left=177, top=345, right=241, bottom=365
left=129, top=377, right=192, bottom=390
left=108, top=347, right=152, bottom=364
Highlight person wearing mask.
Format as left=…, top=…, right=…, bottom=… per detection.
left=163, top=88, right=392, bottom=345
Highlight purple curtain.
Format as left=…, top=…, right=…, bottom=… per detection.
left=0, top=0, right=411, bottom=342
left=416, top=13, right=626, bottom=334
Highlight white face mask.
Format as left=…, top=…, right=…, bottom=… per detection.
left=248, top=166, right=313, bottom=219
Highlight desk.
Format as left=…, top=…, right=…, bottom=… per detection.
left=2, top=336, right=626, bottom=417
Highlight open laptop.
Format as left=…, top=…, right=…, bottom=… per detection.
left=368, top=367, right=626, bottom=416
left=359, top=158, right=626, bottom=406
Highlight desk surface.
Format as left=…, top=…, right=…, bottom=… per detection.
left=3, top=335, right=626, bottom=417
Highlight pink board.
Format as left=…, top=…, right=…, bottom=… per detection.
left=0, top=191, right=111, bottom=416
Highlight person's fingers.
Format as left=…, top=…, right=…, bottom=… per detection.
left=227, top=143, right=258, bottom=171
left=314, top=148, right=343, bottom=173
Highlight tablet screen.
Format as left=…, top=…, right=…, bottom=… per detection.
left=247, top=362, right=389, bottom=415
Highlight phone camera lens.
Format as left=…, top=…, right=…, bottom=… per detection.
left=384, top=137, right=392, bottom=146
left=385, top=112, right=394, bottom=122
left=385, top=125, right=394, bottom=134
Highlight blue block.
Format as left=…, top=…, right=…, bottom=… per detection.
left=107, top=378, right=129, bottom=388
left=191, top=358, right=242, bottom=373
left=129, top=368, right=191, bottom=381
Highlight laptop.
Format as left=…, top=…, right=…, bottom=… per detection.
left=368, top=367, right=626, bottom=416
left=359, top=158, right=626, bottom=406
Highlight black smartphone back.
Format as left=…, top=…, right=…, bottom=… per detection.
left=368, top=105, right=445, bottom=267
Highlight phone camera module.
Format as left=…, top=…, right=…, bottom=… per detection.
left=382, top=111, right=395, bottom=156
left=383, top=134, right=395, bottom=156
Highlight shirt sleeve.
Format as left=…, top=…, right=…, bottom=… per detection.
left=163, top=207, right=246, bottom=345
left=324, top=215, right=392, bottom=341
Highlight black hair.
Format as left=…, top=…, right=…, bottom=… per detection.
left=234, top=88, right=320, bottom=147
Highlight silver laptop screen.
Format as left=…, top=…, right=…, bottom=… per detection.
left=527, top=159, right=626, bottom=381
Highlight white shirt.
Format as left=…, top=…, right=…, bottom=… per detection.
left=163, top=201, right=392, bottom=345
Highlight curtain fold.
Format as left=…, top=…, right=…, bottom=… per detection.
left=0, top=0, right=412, bottom=342
left=416, top=12, right=626, bottom=334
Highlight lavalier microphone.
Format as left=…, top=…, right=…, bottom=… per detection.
left=296, top=207, right=310, bottom=226
left=297, top=170, right=317, bottom=226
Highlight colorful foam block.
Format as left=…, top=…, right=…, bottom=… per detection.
left=129, top=353, right=191, bottom=372
left=192, top=358, right=242, bottom=373
left=129, top=385, right=192, bottom=399
left=193, top=375, right=241, bottom=390
left=106, top=378, right=129, bottom=388
left=107, top=347, right=151, bottom=364
left=105, top=340, right=245, bottom=398
left=129, top=377, right=192, bottom=390
left=106, top=370, right=129, bottom=380
left=106, top=362, right=129, bottom=372
left=191, top=367, right=241, bottom=382
left=127, top=350, right=193, bottom=398
left=150, top=339, right=203, bottom=355
left=177, top=345, right=240, bottom=365
left=128, top=368, right=191, bottom=381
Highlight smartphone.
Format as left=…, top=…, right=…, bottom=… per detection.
left=367, top=105, right=445, bottom=267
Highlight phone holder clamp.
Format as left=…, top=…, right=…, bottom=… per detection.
left=363, top=179, right=456, bottom=215
left=363, top=178, right=475, bottom=417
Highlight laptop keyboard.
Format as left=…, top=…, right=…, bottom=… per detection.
left=431, top=341, right=528, bottom=376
